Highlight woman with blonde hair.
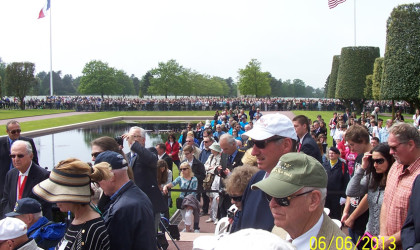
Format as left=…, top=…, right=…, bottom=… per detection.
left=163, top=162, right=199, bottom=233
left=33, top=158, right=113, bottom=250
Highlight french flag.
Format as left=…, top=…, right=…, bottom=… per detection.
left=38, top=0, right=51, bottom=19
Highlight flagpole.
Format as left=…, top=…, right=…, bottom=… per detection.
left=354, top=0, right=356, bottom=46
left=49, top=1, right=53, bottom=96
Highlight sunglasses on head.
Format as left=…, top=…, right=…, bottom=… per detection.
left=372, top=158, right=385, bottom=164
left=91, top=152, right=101, bottom=158
left=230, top=195, right=242, bottom=202
left=10, top=154, right=25, bottom=159
left=252, top=136, right=284, bottom=149
left=265, top=190, right=314, bottom=206
left=9, top=129, right=21, bottom=134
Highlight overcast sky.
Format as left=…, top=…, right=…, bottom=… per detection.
left=0, top=0, right=416, bottom=90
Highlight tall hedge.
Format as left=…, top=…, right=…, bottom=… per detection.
left=335, top=46, right=380, bottom=101
left=364, top=75, right=373, bottom=100
left=382, top=3, right=420, bottom=107
left=327, top=55, right=340, bottom=98
left=372, top=57, right=384, bottom=100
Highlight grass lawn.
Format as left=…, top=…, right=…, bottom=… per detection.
left=0, top=109, right=73, bottom=119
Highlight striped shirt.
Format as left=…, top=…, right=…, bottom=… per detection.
left=56, top=217, right=110, bottom=250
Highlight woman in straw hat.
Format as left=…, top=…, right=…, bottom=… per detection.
left=33, top=158, right=113, bottom=250
left=203, top=142, right=222, bottom=223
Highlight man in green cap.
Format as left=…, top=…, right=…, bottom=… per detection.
left=252, top=153, right=353, bottom=250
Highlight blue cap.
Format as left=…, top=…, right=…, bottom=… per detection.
left=94, top=151, right=128, bottom=170
left=5, top=198, right=41, bottom=217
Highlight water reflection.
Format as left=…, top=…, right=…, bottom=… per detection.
left=33, top=122, right=186, bottom=170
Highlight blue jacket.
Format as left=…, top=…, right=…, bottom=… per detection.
left=103, top=181, right=156, bottom=250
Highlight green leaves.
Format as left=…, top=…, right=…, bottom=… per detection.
left=5, top=62, right=36, bottom=109
left=237, top=59, right=271, bottom=97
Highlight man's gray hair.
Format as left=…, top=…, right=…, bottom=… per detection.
left=130, top=126, right=146, bottom=137
left=220, top=134, right=236, bottom=146
left=6, top=120, right=19, bottom=130
left=12, top=140, right=33, bottom=154
left=301, top=186, right=327, bottom=206
left=389, top=122, right=420, bottom=148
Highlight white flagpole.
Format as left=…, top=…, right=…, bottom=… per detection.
left=354, top=0, right=357, bottom=46
left=49, top=1, right=53, bottom=96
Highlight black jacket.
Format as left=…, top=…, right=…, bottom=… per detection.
left=299, top=133, right=322, bottom=163
left=402, top=175, right=420, bottom=250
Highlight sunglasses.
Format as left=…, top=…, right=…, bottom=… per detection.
left=230, top=195, right=242, bottom=202
left=180, top=168, right=189, bottom=171
left=203, top=141, right=210, bottom=143
left=372, top=158, right=385, bottom=164
left=91, top=152, right=101, bottom=158
left=252, top=136, right=284, bottom=149
left=265, top=190, right=314, bottom=206
left=10, top=154, right=25, bottom=159
left=9, top=129, right=21, bottom=134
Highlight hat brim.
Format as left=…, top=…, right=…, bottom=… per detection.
left=5, top=211, right=21, bottom=217
left=243, top=130, right=274, bottom=141
left=33, top=178, right=91, bottom=204
left=251, top=178, right=303, bottom=198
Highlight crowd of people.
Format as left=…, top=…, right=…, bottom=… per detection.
left=0, top=95, right=412, bottom=113
left=1, top=105, right=420, bottom=250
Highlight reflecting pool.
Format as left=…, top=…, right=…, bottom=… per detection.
left=33, top=122, right=187, bottom=170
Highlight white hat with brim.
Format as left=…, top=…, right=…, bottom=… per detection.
left=33, top=168, right=91, bottom=204
left=243, top=113, right=298, bottom=141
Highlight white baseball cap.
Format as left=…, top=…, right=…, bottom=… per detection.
left=243, top=113, right=297, bottom=141
left=0, top=217, right=27, bottom=240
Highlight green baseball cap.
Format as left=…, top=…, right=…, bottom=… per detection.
left=251, top=152, right=327, bottom=198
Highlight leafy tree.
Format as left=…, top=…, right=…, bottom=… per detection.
left=269, top=75, right=283, bottom=97
left=0, top=58, right=6, bottom=97
left=382, top=3, right=420, bottom=109
left=327, top=55, right=340, bottom=98
left=324, top=75, right=330, bottom=98
left=140, top=71, right=152, bottom=98
left=115, top=70, right=134, bottom=96
left=79, top=60, right=117, bottom=99
left=224, top=77, right=236, bottom=97
left=237, top=59, right=271, bottom=97
left=62, top=74, right=77, bottom=95
left=335, top=46, right=380, bottom=111
left=364, top=75, right=373, bottom=100
left=149, top=59, right=183, bottom=98
left=131, top=74, right=140, bottom=96
left=372, top=57, right=384, bottom=100
left=72, top=76, right=81, bottom=93
left=4, top=62, right=36, bottom=110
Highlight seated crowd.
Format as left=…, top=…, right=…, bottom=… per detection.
left=1, top=106, right=420, bottom=250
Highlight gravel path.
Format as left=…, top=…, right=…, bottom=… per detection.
left=0, top=112, right=93, bottom=125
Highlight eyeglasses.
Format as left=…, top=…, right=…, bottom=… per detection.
left=230, top=195, right=242, bottom=202
left=186, top=140, right=193, bottom=143
left=372, top=158, right=385, bottom=164
left=9, top=129, right=21, bottom=134
left=10, top=154, right=25, bottom=159
left=252, top=136, right=284, bottom=149
left=265, top=190, right=314, bottom=206
left=133, top=135, right=142, bottom=138
left=91, top=152, right=101, bottom=158
left=180, top=168, right=189, bottom=171
left=389, top=142, right=403, bottom=152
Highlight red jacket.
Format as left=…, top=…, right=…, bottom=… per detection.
left=166, top=141, right=180, bottom=161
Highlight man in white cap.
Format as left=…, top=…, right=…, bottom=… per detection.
left=236, top=113, right=298, bottom=231
left=0, top=217, right=41, bottom=249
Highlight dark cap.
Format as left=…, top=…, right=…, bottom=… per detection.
left=329, top=147, right=340, bottom=155
left=5, top=198, right=41, bottom=217
left=94, top=151, right=128, bottom=170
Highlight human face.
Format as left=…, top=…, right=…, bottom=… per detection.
left=372, top=151, right=389, bottom=174
left=203, top=138, right=211, bottom=149
left=56, top=202, right=76, bottom=213
left=184, top=151, right=194, bottom=161
left=129, top=129, right=144, bottom=145
left=388, top=133, right=409, bottom=165
left=7, top=123, right=21, bottom=140
left=293, top=121, right=307, bottom=138
left=186, top=138, right=194, bottom=146
left=251, top=137, right=286, bottom=173
left=347, top=140, right=367, bottom=155
left=91, top=144, right=103, bottom=161
left=370, top=140, right=379, bottom=148
left=220, top=139, right=236, bottom=156
left=313, top=122, right=319, bottom=130
left=99, top=178, right=115, bottom=196
left=269, top=189, right=312, bottom=235
left=10, top=142, right=33, bottom=173
left=230, top=192, right=242, bottom=210
left=328, top=150, right=339, bottom=161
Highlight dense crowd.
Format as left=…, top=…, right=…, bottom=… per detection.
left=0, top=95, right=412, bottom=113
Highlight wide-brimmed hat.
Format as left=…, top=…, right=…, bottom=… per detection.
left=209, top=142, right=222, bottom=153
left=252, top=152, right=327, bottom=198
left=33, top=168, right=91, bottom=204
left=243, top=113, right=297, bottom=141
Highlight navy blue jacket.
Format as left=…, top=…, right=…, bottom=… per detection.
left=402, top=175, right=420, bottom=250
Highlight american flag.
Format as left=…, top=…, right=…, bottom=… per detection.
left=328, top=0, right=346, bottom=9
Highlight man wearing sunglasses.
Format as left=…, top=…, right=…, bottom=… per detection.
left=252, top=153, right=351, bottom=250
left=0, top=141, right=50, bottom=220
left=0, top=121, right=38, bottom=208
left=236, top=113, right=297, bottom=232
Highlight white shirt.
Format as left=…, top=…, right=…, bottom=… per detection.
left=286, top=213, right=324, bottom=250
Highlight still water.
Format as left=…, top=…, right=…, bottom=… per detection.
left=32, top=122, right=187, bottom=170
